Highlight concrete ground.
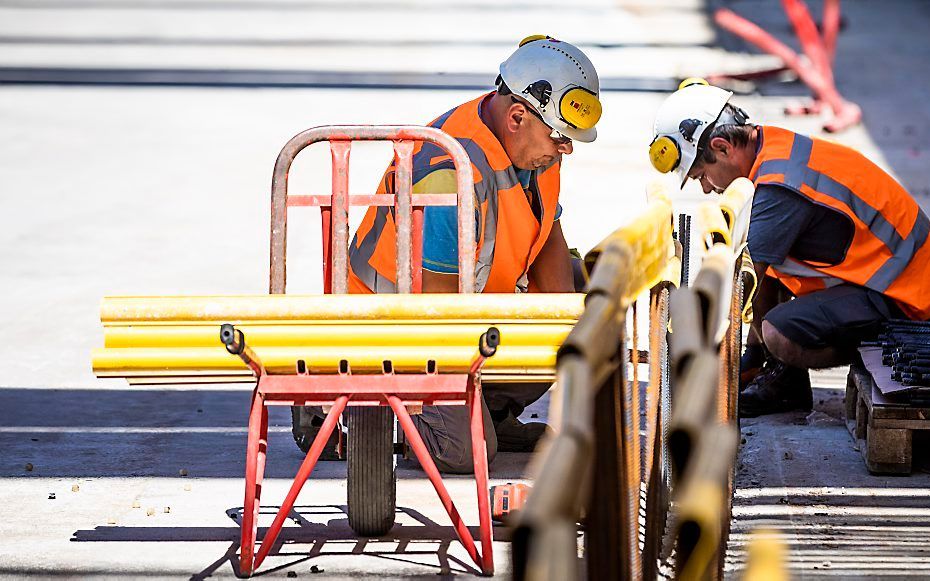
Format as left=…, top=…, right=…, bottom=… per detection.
left=1, top=0, right=929, bottom=579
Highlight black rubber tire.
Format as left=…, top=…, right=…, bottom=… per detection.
left=346, top=407, right=396, bottom=537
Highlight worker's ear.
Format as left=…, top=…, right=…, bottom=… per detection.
left=506, top=102, right=528, bottom=133
left=708, top=136, right=731, bottom=158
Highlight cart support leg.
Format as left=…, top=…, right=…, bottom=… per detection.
left=245, top=394, right=350, bottom=574
left=240, top=391, right=268, bottom=576
left=387, top=395, right=490, bottom=575
left=468, top=379, right=494, bottom=575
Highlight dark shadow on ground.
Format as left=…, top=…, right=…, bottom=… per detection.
left=71, top=504, right=504, bottom=578
left=0, top=387, right=533, bottom=479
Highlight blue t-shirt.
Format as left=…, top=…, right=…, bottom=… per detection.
left=747, top=183, right=853, bottom=266
left=422, top=169, right=562, bottom=274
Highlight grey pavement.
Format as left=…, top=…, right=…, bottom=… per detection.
left=1, top=0, right=930, bottom=579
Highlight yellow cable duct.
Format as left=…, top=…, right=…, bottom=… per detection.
left=92, top=345, right=559, bottom=375
left=101, top=293, right=585, bottom=324
left=584, top=195, right=675, bottom=301
left=103, top=323, right=574, bottom=349
left=719, top=177, right=755, bottom=245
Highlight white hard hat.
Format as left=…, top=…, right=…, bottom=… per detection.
left=498, top=35, right=602, bottom=143
left=650, top=78, right=747, bottom=187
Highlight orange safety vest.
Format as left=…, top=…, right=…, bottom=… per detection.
left=348, top=93, right=561, bottom=293
left=750, top=125, right=930, bottom=320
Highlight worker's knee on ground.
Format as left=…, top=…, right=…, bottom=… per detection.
left=431, top=431, right=497, bottom=475
left=762, top=320, right=804, bottom=367
left=413, top=406, right=497, bottom=475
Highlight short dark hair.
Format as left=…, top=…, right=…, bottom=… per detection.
left=697, top=104, right=754, bottom=165
left=495, top=76, right=513, bottom=96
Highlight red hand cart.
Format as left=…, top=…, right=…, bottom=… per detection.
left=231, top=126, right=495, bottom=576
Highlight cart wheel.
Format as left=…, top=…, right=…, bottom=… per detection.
left=346, top=407, right=396, bottom=537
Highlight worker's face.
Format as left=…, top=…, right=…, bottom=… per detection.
left=687, top=137, right=752, bottom=194
left=503, top=99, right=573, bottom=170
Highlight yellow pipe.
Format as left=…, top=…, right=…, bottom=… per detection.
left=101, top=293, right=585, bottom=324
left=719, top=176, right=754, bottom=234
left=92, top=345, right=559, bottom=375
left=743, top=529, right=788, bottom=581
left=103, top=323, right=574, bottom=349
left=696, top=202, right=732, bottom=249
left=584, top=197, right=674, bottom=300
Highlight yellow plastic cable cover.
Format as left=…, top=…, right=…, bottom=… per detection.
left=696, top=202, right=732, bottom=250
left=719, top=177, right=755, bottom=245
left=675, top=480, right=725, bottom=580
left=738, top=246, right=758, bottom=324
left=101, top=293, right=585, bottom=324
left=104, top=323, right=574, bottom=349
left=92, top=345, right=560, bottom=375
left=584, top=196, right=675, bottom=300
left=743, top=529, right=788, bottom=581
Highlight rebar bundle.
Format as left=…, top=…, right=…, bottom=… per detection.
left=878, top=320, right=930, bottom=387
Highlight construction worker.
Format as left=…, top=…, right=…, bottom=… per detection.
left=336, top=36, right=601, bottom=473
left=650, top=80, right=930, bottom=418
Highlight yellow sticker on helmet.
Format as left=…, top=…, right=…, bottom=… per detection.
left=519, top=34, right=551, bottom=47
left=678, top=77, right=709, bottom=90
left=649, top=136, right=681, bottom=173
left=560, top=87, right=602, bottom=130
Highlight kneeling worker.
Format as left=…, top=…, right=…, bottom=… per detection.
left=649, top=80, right=930, bottom=417
left=298, top=36, right=603, bottom=473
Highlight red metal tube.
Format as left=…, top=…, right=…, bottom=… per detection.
left=781, top=0, right=832, bottom=82
left=240, top=391, right=267, bottom=575
left=321, top=206, right=333, bottom=294
left=822, top=0, right=841, bottom=63
left=386, top=394, right=484, bottom=571
left=412, top=205, right=424, bottom=293
left=330, top=141, right=351, bottom=295
left=714, top=8, right=860, bottom=131
left=393, top=140, right=415, bottom=294
left=468, top=380, right=494, bottom=575
left=249, top=394, right=351, bottom=572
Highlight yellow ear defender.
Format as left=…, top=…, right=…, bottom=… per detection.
left=649, top=135, right=681, bottom=173
left=559, top=87, right=602, bottom=130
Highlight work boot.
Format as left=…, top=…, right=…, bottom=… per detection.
left=739, top=360, right=813, bottom=418
left=291, top=407, right=343, bottom=460
left=739, top=343, right=768, bottom=391
left=493, top=410, right=549, bottom=453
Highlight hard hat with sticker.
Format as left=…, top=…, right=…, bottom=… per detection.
left=499, top=35, right=602, bottom=142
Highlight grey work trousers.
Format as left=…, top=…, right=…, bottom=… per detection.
left=294, top=381, right=551, bottom=474
left=411, top=381, right=551, bottom=474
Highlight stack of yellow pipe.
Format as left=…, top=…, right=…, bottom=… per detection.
left=92, top=293, right=585, bottom=385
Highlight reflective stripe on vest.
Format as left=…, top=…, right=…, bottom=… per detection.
left=750, top=126, right=930, bottom=319
left=348, top=93, right=561, bottom=293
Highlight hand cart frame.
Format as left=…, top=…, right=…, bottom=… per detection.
left=233, top=126, right=494, bottom=576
